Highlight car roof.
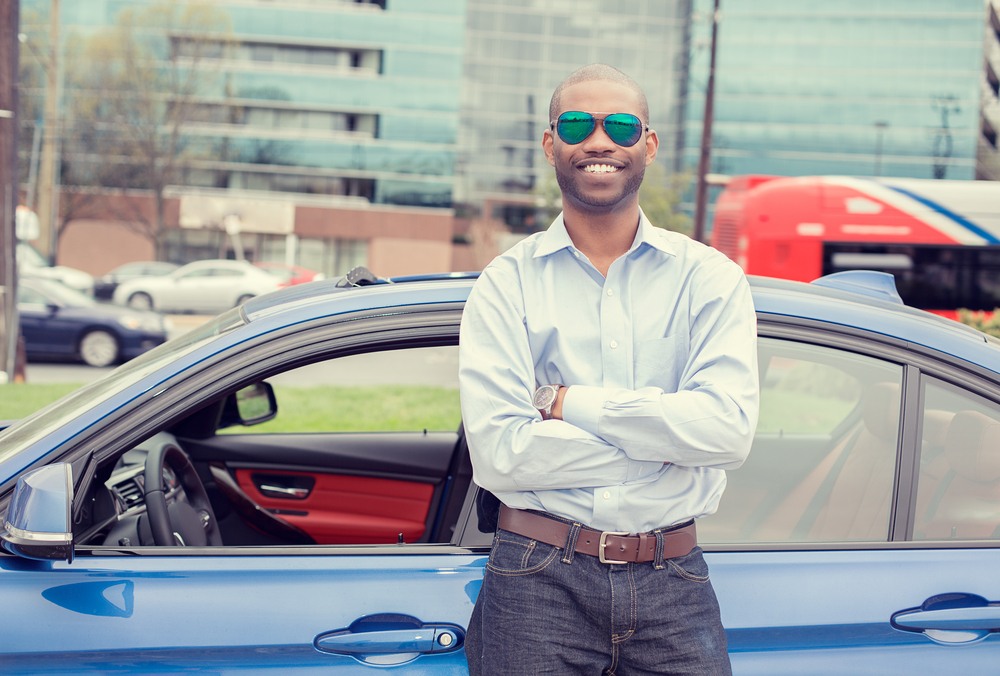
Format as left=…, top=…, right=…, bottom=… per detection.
left=241, top=269, right=1000, bottom=377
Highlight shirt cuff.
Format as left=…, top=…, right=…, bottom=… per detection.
left=561, top=385, right=606, bottom=436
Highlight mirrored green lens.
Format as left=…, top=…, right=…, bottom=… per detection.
left=604, top=114, right=643, bottom=147
left=555, top=112, right=643, bottom=147
left=556, top=112, right=596, bottom=144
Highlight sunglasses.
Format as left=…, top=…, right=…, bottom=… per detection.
left=551, top=111, right=647, bottom=147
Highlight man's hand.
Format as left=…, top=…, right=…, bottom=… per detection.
left=550, top=386, right=568, bottom=421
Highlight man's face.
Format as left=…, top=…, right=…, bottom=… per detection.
left=543, top=80, right=658, bottom=214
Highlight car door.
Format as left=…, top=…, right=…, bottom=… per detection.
left=0, top=305, right=486, bottom=674
left=701, top=321, right=1000, bottom=674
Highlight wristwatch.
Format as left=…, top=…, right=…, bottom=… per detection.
left=532, top=384, right=562, bottom=420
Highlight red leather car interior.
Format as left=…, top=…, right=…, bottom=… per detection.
left=235, top=469, right=434, bottom=544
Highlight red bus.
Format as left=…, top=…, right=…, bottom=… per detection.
left=710, top=175, right=1000, bottom=318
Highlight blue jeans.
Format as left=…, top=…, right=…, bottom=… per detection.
left=465, top=525, right=731, bottom=675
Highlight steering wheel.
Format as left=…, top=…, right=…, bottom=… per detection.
left=143, top=443, right=223, bottom=546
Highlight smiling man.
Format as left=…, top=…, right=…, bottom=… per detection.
left=459, top=64, right=759, bottom=675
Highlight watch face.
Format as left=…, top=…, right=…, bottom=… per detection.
left=533, top=386, right=557, bottom=409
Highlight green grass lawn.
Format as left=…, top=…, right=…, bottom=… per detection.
left=0, top=383, right=462, bottom=433
left=0, top=383, right=87, bottom=420
left=225, top=385, right=462, bottom=433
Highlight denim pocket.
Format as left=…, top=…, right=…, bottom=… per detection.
left=486, top=530, right=560, bottom=576
left=666, top=546, right=710, bottom=583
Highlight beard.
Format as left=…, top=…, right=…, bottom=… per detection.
left=555, top=162, right=645, bottom=211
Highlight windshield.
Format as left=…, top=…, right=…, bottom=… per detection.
left=0, top=309, right=245, bottom=464
left=16, top=242, right=48, bottom=269
left=29, top=277, right=96, bottom=307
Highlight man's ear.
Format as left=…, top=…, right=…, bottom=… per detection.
left=542, top=129, right=556, bottom=167
left=644, top=128, right=659, bottom=167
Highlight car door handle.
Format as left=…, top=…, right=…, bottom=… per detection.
left=315, top=614, right=464, bottom=659
left=891, top=593, right=1000, bottom=645
left=258, top=484, right=310, bottom=498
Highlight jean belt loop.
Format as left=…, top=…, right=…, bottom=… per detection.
left=562, top=522, right=582, bottom=564
left=653, top=530, right=666, bottom=570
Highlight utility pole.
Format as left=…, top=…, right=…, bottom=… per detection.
left=692, top=0, right=720, bottom=244
left=36, top=0, right=58, bottom=263
left=0, top=0, right=20, bottom=382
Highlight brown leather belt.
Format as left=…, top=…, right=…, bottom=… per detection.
left=498, top=505, right=696, bottom=564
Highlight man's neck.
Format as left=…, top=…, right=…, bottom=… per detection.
left=562, top=203, right=641, bottom=277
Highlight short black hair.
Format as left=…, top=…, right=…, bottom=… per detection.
left=549, top=64, right=649, bottom=124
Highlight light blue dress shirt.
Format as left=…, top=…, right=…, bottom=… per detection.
left=458, top=210, right=760, bottom=534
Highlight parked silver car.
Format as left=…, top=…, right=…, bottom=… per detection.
left=112, top=259, right=283, bottom=313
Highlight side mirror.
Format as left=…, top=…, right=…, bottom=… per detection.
left=218, top=382, right=278, bottom=429
left=1, top=463, right=74, bottom=563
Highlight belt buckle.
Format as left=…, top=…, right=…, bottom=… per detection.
left=598, top=531, right=630, bottom=564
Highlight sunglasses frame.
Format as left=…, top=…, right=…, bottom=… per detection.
left=551, top=111, right=648, bottom=148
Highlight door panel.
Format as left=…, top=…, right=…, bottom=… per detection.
left=236, top=469, right=435, bottom=544
left=1, top=552, right=484, bottom=674
left=182, top=431, right=459, bottom=545
left=709, top=548, right=1000, bottom=674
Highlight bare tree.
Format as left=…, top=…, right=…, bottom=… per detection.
left=68, top=1, right=231, bottom=258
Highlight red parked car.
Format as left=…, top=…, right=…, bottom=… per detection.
left=254, top=262, right=325, bottom=287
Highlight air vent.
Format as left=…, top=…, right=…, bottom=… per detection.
left=115, top=479, right=144, bottom=508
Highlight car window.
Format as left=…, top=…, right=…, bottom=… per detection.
left=179, top=269, right=214, bottom=279
left=219, top=345, right=461, bottom=434
left=913, top=377, right=1000, bottom=541
left=699, top=337, right=903, bottom=544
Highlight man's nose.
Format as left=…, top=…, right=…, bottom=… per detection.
left=579, top=120, right=617, bottom=152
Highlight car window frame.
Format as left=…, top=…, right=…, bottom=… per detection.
left=0, top=303, right=473, bottom=558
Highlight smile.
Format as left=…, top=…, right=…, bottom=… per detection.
left=581, top=164, right=621, bottom=174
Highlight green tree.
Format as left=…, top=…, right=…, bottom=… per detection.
left=639, top=163, right=692, bottom=235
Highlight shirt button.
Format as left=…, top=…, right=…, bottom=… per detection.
left=603, top=491, right=611, bottom=500
left=610, top=340, right=618, bottom=349
left=606, top=289, right=614, bottom=296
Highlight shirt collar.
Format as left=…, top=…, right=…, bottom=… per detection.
left=534, top=208, right=677, bottom=259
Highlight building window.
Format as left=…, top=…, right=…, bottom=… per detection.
left=987, top=59, right=1000, bottom=99
left=164, top=229, right=368, bottom=278
left=181, top=168, right=375, bottom=201
left=184, top=103, right=378, bottom=137
left=983, top=116, right=998, bottom=150
left=172, top=38, right=383, bottom=75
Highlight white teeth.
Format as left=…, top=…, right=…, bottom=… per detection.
left=583, top=164, right=619, bottom=173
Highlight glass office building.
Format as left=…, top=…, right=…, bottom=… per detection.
left=24, top=0, right=464, bottom=208
left=684, top=0, right=1000, bottom=182
left=458, top=0, right=692, bottom=228
left=20, top=0, right=465, bottom=277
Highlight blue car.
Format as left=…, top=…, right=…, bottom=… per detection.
left=1, top=269, right=998, bottom=673
left=18, top=276, right=170, bottom=367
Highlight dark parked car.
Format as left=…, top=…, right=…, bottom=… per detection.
left=17, top=276, right=170, bottom=367
left=93, top=261, right=179, bottom=300
left=1, top=269, right=998, bottom=673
